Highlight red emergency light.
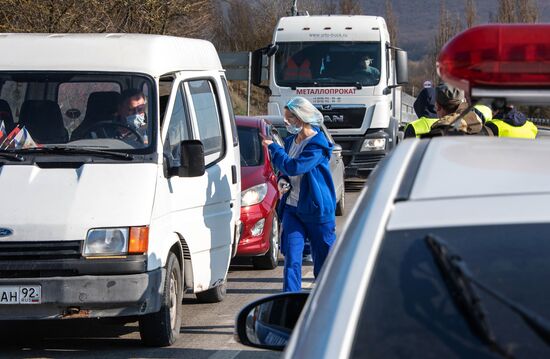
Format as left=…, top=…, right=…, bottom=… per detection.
left=437, top=24, right=550, bottom=94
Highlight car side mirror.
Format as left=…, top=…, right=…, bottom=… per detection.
left=235, top=292, right=309, bottom=351
left=178, top=140, right=205, bottom=177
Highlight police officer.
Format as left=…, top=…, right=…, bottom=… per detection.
left=404, top=86, right=438, bottom=138
left=427, top=83, right=483, bottom=136
left=485, top=100, right=537, bottom=139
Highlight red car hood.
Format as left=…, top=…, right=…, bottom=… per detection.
left=241, top=165, right=268, bottom=190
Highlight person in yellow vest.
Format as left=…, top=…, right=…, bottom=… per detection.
left=485, top=101, right=538, bottom=139
left=473, top=104, right=493, bottom=125
left=427, top=83, right=484, bottom=136
left=404, top=86, right=438, bottom=138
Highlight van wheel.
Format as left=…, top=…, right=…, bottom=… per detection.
left=336, top=192, right=345, bottom=216
left=195, top=282, right=226, bottom=303
left=139, top=252, right=182, bottom=347
left=253, top=213, right=280, bottom=270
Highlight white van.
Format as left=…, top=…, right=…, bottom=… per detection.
left=0, top=34, right=241, bottom=346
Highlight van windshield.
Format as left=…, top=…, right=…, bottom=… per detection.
left=0, top=72, right=155, bottom=152
left=274, top=41, right=382, bottom=88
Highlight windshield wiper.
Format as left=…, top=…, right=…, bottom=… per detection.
left=0, top=151, right=25, bottom=162
left=426, top=235, right=550, bottom=357
left=19, top=146, right=134, bottom=161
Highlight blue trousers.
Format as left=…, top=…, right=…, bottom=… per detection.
left=281, top=205, right=336, bottom=292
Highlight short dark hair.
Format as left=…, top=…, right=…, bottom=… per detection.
left=119, top=88, right=145, bottom=105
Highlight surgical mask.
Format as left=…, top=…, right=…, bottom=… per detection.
left=286, top=123, right=302, bottom=134
left=127, top=113, right=146, bottom=128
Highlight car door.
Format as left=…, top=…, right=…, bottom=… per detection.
left=184, top=77, right=234, bottom=286
left=159, top=75, right=233, bottom=292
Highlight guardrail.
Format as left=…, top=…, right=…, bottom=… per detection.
left=529, top=118, right=550, bottom=127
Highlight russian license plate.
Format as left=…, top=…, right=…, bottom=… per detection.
left=0, top=285, right=41, bottom=304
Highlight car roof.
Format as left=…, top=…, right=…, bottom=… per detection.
left=0, top=33, right=222, bottom=77
left=410, top=137, right=550, bottom=200
left=236, top=116, right=265, bottom=130
left=257, top=115, right=284, bottom=125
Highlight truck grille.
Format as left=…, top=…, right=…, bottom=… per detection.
left=317, top=105, right=367, bottom=129
left=0, top=241, right=82, bottom=260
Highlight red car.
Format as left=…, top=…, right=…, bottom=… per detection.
left=235, top=116, right=282, bottom=269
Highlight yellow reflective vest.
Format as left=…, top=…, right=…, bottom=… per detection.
left=473, top=104, right=492, bottom=124
left=486, top=119, right=538, bottom=139
left=405, top=117, right=438, bottom=138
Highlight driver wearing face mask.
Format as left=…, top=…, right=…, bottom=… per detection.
left=116, top=89, right=148, bottom=142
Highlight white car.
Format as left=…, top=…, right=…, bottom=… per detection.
left=236, top=136, right=550, bottom=358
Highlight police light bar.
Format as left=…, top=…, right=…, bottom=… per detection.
left=437, top=24, right=550, bottom=98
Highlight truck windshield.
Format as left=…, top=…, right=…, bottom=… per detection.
left=274, top=42, right=381, bottom=88
left=0, top=72, right=155, bottom=153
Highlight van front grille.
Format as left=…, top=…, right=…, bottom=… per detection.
left=0, top=241, right=82, bottom=260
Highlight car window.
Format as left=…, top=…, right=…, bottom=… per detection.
left=221, top=77, right=239, bottom=147
left=187, top=79, right=224, bottom=166
left=163, top=83, right=192, bottom=168
left=351, top=224, right=550, bottom=358
left=237, top=126, right=263, bottom=167
left=0, top=72, right=153, bottom=151
left=58, top=81, right=121, bottom=135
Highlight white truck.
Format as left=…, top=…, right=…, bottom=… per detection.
left=0, top=33, right=241, bottom=346
left=251, top=15, right=408, bottom=178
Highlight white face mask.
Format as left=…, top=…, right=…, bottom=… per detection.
left=286, top=123, right=302, bottom=134
left=127, top=113, right=146, bottom=128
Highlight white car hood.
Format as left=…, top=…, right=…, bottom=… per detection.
left=0, top=163, right=158, bottom=242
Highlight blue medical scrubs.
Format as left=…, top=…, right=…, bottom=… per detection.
left=281, top=205, right=336, bottom=292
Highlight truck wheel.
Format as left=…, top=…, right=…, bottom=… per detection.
left=336, top=192, right=345, bottom=216
left=253, top=213, right=280, bottom=270
left=139, top=252, right=182, bottom=347
left=195, top=282, right=227, bottom=303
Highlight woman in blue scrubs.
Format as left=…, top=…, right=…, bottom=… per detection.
left=262, top=97, right=337, bottom=292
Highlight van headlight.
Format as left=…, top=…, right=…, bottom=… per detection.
left=241, top=183, right=268, bottom=207
left=84, top=227, right=149, bottom=256
left=360, top=138, right=386, bottom=152
left=84, top=228, right=129, bottom=256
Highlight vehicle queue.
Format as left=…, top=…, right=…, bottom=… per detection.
left=0, top=19, right=549, bottom=359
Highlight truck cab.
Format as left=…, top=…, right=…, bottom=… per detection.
left=252, top=15, right=408, bottom=178
left=0, top=33, right=241, bottom=346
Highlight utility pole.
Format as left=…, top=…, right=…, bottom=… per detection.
left=291, top=0, right=298, bottom=16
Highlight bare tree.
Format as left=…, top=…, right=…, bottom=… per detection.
left=517, top=0, right=538, bottom=23
left=497, top=0, right=517, bottom=22
left=385, top=0, right=398, bottom=46
left=339, top=0, right=362, bottom=15
left=429, top=2, right=463, bottom=82
left=0, top=0, right=215, bottom=37
left=465, top=0, right=477, bottom=28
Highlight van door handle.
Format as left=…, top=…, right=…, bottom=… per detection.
left=231, top=165, right=237, bottom=184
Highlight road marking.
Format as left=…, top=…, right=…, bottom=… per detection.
left=207, top=350, right=241, bottom=359
left=303, top=270, right=315, bottom=289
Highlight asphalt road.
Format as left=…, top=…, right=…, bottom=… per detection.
left=0, top=188, right=364, bottom=359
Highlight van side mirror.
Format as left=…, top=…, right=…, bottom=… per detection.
left=395, top=49, right=409, bottom=85
left=235, top=292, right=309, bottom=351
left=178, top=140, right=205, bottom=177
